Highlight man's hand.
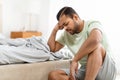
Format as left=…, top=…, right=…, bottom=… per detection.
left=54, top=23, right=64, bottom=31
left=69, top=61, right=78, bottom=80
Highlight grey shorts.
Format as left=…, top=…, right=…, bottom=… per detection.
left=63, top=53, right=117, bottom=80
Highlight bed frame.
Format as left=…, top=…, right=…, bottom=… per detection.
left=0, top=60, right=70, bottom=80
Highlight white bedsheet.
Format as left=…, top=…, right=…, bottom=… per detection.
left=0, top=36, right=72, bottom=64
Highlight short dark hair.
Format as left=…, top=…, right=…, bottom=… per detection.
left=56, top=6, right=78, bottom=21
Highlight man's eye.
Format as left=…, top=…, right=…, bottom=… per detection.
left=64, top=22, right=69, bottom=26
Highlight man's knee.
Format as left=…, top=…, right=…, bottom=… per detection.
left=90, top=43, right=105, bottom=57
left=48, top=70, right=68, bottom=80
left=48, top=70, right=57, bottom=80
left=88, top=43, right=106, bottom=65
left=96, top=44, right=106, bottom=59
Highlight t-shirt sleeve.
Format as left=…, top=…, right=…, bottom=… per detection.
left=88, top=21, right=103, bottom=35
left=56, top=32, right=65, bottom=46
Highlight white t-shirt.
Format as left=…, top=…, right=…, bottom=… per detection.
left=57, top=20, right=111, bottom=66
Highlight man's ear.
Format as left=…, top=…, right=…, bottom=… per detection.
left=73, top=14, right=79, bottom=20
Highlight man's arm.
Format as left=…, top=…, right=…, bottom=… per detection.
left=69, top=28, right=103, bottom=80
left=48, top=24, right=64, bottom=52
left=73, top=28, right=102, bottom=62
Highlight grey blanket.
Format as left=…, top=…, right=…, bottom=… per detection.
left=0, top=36, right=69, bottom=64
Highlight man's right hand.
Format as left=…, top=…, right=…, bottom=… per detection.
left=54, top=23, right=64, bottom=31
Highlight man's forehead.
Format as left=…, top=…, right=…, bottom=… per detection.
left=58, top=20, right=63, bottom=26
left=58, top=15, right=67, bottom=26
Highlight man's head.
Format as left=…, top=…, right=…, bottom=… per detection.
left=56, top=6, right=83, bottom=35
left=57, top=6, right=78, bottom=21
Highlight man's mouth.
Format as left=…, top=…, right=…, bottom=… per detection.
left=68, top=31, right=74, bottom=34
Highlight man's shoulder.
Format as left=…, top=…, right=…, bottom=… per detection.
left=84, top=20, right=102, bottom=28
left=85, top=20, right=101, bottom=24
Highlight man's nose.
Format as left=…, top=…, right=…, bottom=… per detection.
left=64, top=26, right=67, bottom=30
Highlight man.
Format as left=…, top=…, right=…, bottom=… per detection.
left=48, top=6, right=116, bottom=80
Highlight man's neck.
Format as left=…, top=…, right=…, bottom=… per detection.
left=79, top=20, right=84, bottom=32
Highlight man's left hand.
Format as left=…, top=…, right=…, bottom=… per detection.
left=69, top=61, right=78, bottom=80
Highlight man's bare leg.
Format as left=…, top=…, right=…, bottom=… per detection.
left=48, top=70, right=69, bottom=80
left=85, top=44, right=105, bottom=80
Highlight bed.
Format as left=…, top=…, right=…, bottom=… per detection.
left=0, top=59, right=70, bottom=80
left=0, top=35, right=72, bottom=80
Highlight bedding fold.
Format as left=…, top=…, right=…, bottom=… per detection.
left=0, top=36, right=70, bottom=64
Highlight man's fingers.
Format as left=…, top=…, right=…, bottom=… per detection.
left=59, top=25, right=64, bottom=30
left=69, top=76, right=75, bottom=80
left=69, top=73, right=76, bottom=80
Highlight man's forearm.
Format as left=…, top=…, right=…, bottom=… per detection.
left=73, top=38, right=100, bottom=62
left=48, top=28, right=58, bottom=52
left=73, top=30, right=102, bottom=62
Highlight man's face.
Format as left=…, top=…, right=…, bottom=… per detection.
left=58, top=15, right=80, bottom=35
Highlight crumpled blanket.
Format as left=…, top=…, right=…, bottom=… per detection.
left=0, top=36, right=70, bottom=64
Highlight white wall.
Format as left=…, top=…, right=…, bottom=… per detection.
left=2, top=0, right=50, bottom=37
left=37, top=0, right=50, bottom=38
left=0, top=2, right=2, bottom=33
left=2, top=0, right=29, bottom=37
